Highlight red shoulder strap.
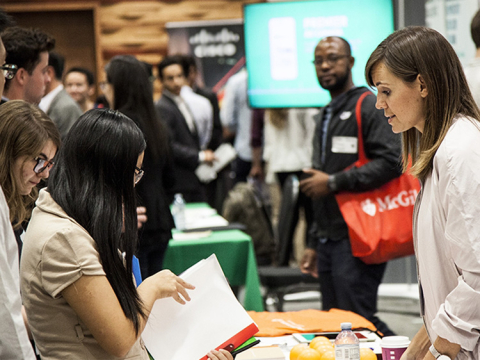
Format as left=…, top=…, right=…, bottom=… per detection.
left=355, top=91, right=371, bottom=165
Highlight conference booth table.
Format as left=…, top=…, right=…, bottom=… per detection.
left=158, top=205, right=397, bottom=359
left=163, top=219, right=264, bottom=312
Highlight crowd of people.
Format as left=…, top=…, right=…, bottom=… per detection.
left=2, top=5, right=480, bottom=360
left=0, top=10, right=231, bottom=360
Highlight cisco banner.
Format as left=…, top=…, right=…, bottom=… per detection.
left=166, top=19, right=245, bottom=93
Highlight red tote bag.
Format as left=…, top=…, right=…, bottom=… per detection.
left=334, top=92, right=420, bottom=264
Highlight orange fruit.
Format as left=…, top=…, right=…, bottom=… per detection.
left=360, top=348, right=377, bottom=360
left=310, top=342, right=334, bottom=354
left=309, top=336, right=332, bottom=348
left=320, top=350, right=336, bottom=360
left=298, top=348, right=322, bottom=360
left=290, top=344, right=310, bottom=360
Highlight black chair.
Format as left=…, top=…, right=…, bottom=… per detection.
left=257, top=174, right=319, bottom=311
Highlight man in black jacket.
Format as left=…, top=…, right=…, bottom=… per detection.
left=155, top=56, right=215, bottom=202
left=300, top=36, right=400, bottom=336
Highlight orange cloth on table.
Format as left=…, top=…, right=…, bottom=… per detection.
left=247, top=309, right=377, bottom=337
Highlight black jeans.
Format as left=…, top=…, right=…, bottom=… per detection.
left=316, top=238, right=394, bottom=336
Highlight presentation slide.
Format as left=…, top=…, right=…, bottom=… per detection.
left=244, top=0, right=394, bottom=108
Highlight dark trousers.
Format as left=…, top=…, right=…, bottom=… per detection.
left=205, top=168, right=230, bottom=213
left=316, top=238, right=394, bottom=336
left=276, top=171, right=313, bottom=265
left=232, top=157, right=252, bottom=184
left=179, top=187, right=207, bottom=204
left=137, top=229, right=171, bottom=279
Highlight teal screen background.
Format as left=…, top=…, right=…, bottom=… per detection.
left=244, top=0, right=394, bottom=108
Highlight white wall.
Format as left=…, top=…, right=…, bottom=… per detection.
left=426, top=0, right=480, bottom=65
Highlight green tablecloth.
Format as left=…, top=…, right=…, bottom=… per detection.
left=163, top=229, right=264, bottom=311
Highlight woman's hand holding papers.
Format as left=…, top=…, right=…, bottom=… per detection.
left=207, top=349, right=234, bottom=360
left=138, top=269, right=195, bottom=319
left=150, top=269, right=195, bottom=304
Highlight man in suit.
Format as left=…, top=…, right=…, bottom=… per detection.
left=39, top=52, right=82, bottom=138
left=1, top=26, right=55, bottom=105
left=181, top=54, right=223, bottom=151
left=180, top=55, right=229, bottom=211
left=155, top=56, right=215, bottom=203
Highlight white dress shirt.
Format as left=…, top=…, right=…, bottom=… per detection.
left=220, top=68, right=252, bottom=161
left=0, top=186, right=36, bottom=359
left=181, top=85, right=213, bottom=150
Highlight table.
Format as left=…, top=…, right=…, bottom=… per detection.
left=246, top=333, right=383, bottom=360
left=163, top=228, right=264, bottom=312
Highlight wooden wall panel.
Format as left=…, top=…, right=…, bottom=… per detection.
left=3, top=0, right=261, bottom=98
left=99, top=0, right=259, bottom=63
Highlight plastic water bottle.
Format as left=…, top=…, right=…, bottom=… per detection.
left=171, top=193, right=186, bottom=230
left=334, top=322, right=360, bottom=360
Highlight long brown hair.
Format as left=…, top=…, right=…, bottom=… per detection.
left=0, top=100, right=61, bottom=228
left=365, top=26, right=480, bottom=181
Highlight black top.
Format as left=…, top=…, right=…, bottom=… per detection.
left=121, top=109, right=175, bottom=232
left=308, top=87, right=402, bottom=245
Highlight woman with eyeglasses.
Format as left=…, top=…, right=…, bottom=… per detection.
left=0, top=100, right=60, bottom=247
left=0, top=99, right=60, bottom=359
left=102, top=55, right=176, bottom=279
left=19, top=109, right=232, bottom=360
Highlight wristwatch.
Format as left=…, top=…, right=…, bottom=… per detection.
left=429, top=345, right=451, bottom=360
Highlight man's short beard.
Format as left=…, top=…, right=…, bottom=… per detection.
left=320, top=71, right=350, bottom=93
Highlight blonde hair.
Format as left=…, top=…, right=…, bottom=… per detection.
left=365, top=26, right=480, bottom=181
left=0, top=100, right=61, bottom=227
left=267, top=108, right=288, bottom=129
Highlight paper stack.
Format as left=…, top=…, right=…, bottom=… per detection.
left=142, top=254, right=258, bottom=360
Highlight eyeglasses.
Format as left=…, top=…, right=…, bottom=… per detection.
left=33, top=157, right=55, bottom=174
left=1, top=64, right=18, bottom=80
left=134, top=166, right=144, bottom=185
left=312, top=55, right=349, bottom=67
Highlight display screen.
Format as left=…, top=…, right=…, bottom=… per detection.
left=244, top=0, right=394, bottom=108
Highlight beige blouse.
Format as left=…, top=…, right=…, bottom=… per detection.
left=20, top=189, right=149, bottom=360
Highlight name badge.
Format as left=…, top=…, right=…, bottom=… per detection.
left=331, top=136, right=357, bottom=154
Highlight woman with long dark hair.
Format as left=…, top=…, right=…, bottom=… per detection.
left=20, top=109, right=232, bottom=360
left=103, top=55, right=175, bottom=278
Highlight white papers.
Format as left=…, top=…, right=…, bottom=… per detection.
left=196, top=143, right=237, bottom=183
left=236, top=346, right=286, bottom=360
left=185, top=215, right=228, bottom=230
left=184, top=207, right=229, bottom=230
left=172, top=231, right=212, bottom=241
left=142, top=254, right=257, bottom=360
